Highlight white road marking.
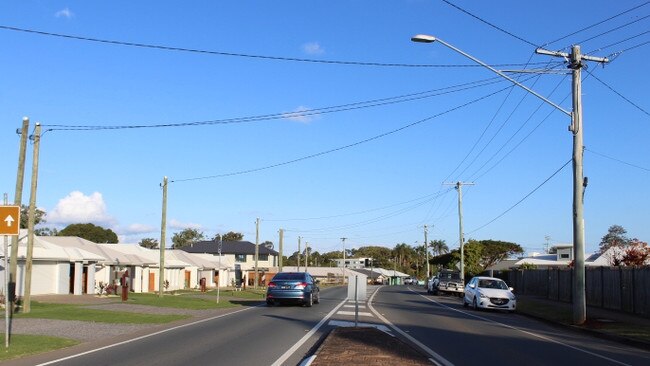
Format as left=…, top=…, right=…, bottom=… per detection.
left=336, top=310, right=373, bottom=317
left=328, top=320, right=391, bottom=333
left=411, top=288, right=633, bottom=366
left=343, top=304, right=366, bottom=308
left=271, top=298, right=348, bottom=366
left=368, top=286, right=452, bottom=366
left=36, top=305, right=260, bottom=366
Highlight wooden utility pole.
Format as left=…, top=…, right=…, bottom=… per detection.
left=23, top=123, right=41, bottom=313
left=305, top=242, right=309, bottom=273
left=278, top=229, right=284, bottom=272
left=159, top=176, right=167, bottom=297
left=424, top=225, right=430, bottom=278
left=536, top=45, right=608, bottom=325
left=9, top=117, right=29, bottom=311
left=254, top=218, right=260, bottom=288
left=297, top=236, right=301, bottom=272
left=341, top=237, right=347, bottom=268
left=444, top=182, right=474, bottom=283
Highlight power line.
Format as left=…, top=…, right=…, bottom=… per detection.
left=41, top=74, right=515, bottom=131
left=0, top=24, right=554, bottom=69
left=170, top=84, right=512, bottom=183
left=587, top=30, right=650, bottom=54
left=542, top=2, right=650, bottom=47
left=468, top=158, right=572, bottom=234
left=586, top=148, right=650, bottom=172
left=264, top=189, right=452, bottom=222
left=586, top=69, right=650, bottom=118
left=439, top=0, right=539, bottom=47
left=573, top=13, right=650, bottom=46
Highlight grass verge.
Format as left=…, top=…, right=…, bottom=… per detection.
left=128, top=292, right=239, bottom=309
left=15, top=302, right=188, bottom=324
left=0, top=334, right=78, bottom=361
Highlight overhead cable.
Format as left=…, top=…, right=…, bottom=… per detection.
left=467, top=158, right=572, bottom=234
left=0, top=25, right=554, bottom=69
left=542, top=2, right=650, bottom=47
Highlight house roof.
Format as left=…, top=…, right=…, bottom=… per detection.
left=99, top=244, right=187, bottom=268
left=280, top=266, right=358, bottom=277
left=180, top=240, right=279, bottom=256
left=168, top=250, right=228, bottom=270
left=4, top=231, right=105, bottom=262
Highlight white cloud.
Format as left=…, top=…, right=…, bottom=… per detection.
left=48, top=191, right=114, bottom=226
left=125, top=223, right=156, bottom=234
left=169, top=219, right=202, bottom=230
left=55, top=8, right=74, bottom=19
left=302, top=42, right=325, bottom=55
left=282, top=106, right=316, bottom=123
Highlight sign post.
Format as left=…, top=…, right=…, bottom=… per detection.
left=2, top=204, right=20, bottom=348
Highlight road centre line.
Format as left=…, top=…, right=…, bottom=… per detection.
left=368, top=286, right=452, bottom=366
left=411, top=289, right=632, bottom=366
left=271, top=297, right=348, bottom=366
left=36, top=305, right=260, bottom=366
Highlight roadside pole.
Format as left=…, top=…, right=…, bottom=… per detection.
left=217, top=234, right=222, bottom=304
left=23, top=123, right=41, bottom=313
left=2, top=197, right=21, bottom=348
left=159, top=176, right=168, bottom=298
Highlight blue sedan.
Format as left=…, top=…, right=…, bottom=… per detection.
left=266, top=272, right=320, bottom=307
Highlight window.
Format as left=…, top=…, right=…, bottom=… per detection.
left=259, top=254, right=269, bottom=261
left=235, top=254, right=247, bottom=262
left=560, top=253, right=570, bottom=259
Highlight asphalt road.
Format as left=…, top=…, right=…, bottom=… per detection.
left=371, top=286, right=650, bottom=366
left=16, top=286, right=347, bottom=366
left=7, top=285, right=650, bottom=366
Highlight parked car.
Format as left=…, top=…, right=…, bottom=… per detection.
left=463, top=276, right=516, bottom=312
left=404, top=277, right=416, bottom=285
left=266, top=272, right=320, bottom=307
left=431, top=269, right=464, bottom=296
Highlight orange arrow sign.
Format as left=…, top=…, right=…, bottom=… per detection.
left=0, top=206, right=20, bottom=235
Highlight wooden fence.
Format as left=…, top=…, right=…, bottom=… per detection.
left=505, top=266, right=650, bottom=318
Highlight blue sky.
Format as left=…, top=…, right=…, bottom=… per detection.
left=1, top=1, right=648, bottom=257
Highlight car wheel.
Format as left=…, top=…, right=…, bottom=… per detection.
left=266, top=300, right=274, bottom=306
left=305, top=293, right=313, bottom=307
left=473, top=297, right=479, bottom=311
left=463, top=297, right=468, bottom=308
left=314, top=292, right=320, bottom=304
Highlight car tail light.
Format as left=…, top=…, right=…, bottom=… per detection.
left=294, top=282, right=308, bottom=289
left=268, top=282, right=277, bottom=288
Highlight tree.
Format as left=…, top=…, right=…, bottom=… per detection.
left=599, top=225, right=630, bottom=254
left=58, top=223, right=118, bottom=243
left=139, top=238, right=159, bottom=249
left=34, top=227, right=58, bottom=236
left=352, top=246, right=393, bottom=268
left=172, top=228, right=205, bottom=249
left=620, top=239, right=650, bottom=266
left=20, top=204, right=46, bottom=228
left=221, top=231, right=244, bottom=241
left=450, top=239, right=523, bottom=278
left=430, top=240, right=449, bottom=256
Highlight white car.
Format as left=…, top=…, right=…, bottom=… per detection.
left=463, top=276, right=516, bottom=312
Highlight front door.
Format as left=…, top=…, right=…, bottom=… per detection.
left=149, top=273, right=155, bottom=292
left=184, top=271, right=191, bottom=289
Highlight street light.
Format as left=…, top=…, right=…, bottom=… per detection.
left=412, top=34, right=607, bottom=325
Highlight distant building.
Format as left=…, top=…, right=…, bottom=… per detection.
left=332, top=257, right=373, bottom=269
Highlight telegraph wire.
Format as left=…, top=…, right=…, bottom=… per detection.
left=467, top=158, right=572, bottom=234
left=170, top=85, right=512, bottom=183
left=542, top=2, right=650, bottom=47
left=0, top=25, right=555, bottom=69
left=587, top=30, right=650, bottom=54
left=573, top=14, right=650, bottom=47
left=586, top=148, right=650, bottom=172
left=264, top=189, right=453, bottom=222
left=439, top=0, right=539, bottom=48
left=586, top=69, right=650, bottom=118
left=41, top=74, right=515, bottom=131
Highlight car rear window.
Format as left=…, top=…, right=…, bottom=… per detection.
left=273, top=273, right=306, bottom=281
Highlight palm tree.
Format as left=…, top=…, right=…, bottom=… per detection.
left=431, top=239, right=449, bottom=256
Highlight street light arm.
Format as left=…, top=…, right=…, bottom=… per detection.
left=414, top=35, right=571, bottom=116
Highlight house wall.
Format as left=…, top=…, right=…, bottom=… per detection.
left=12, top=261, right=68, bottom=296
